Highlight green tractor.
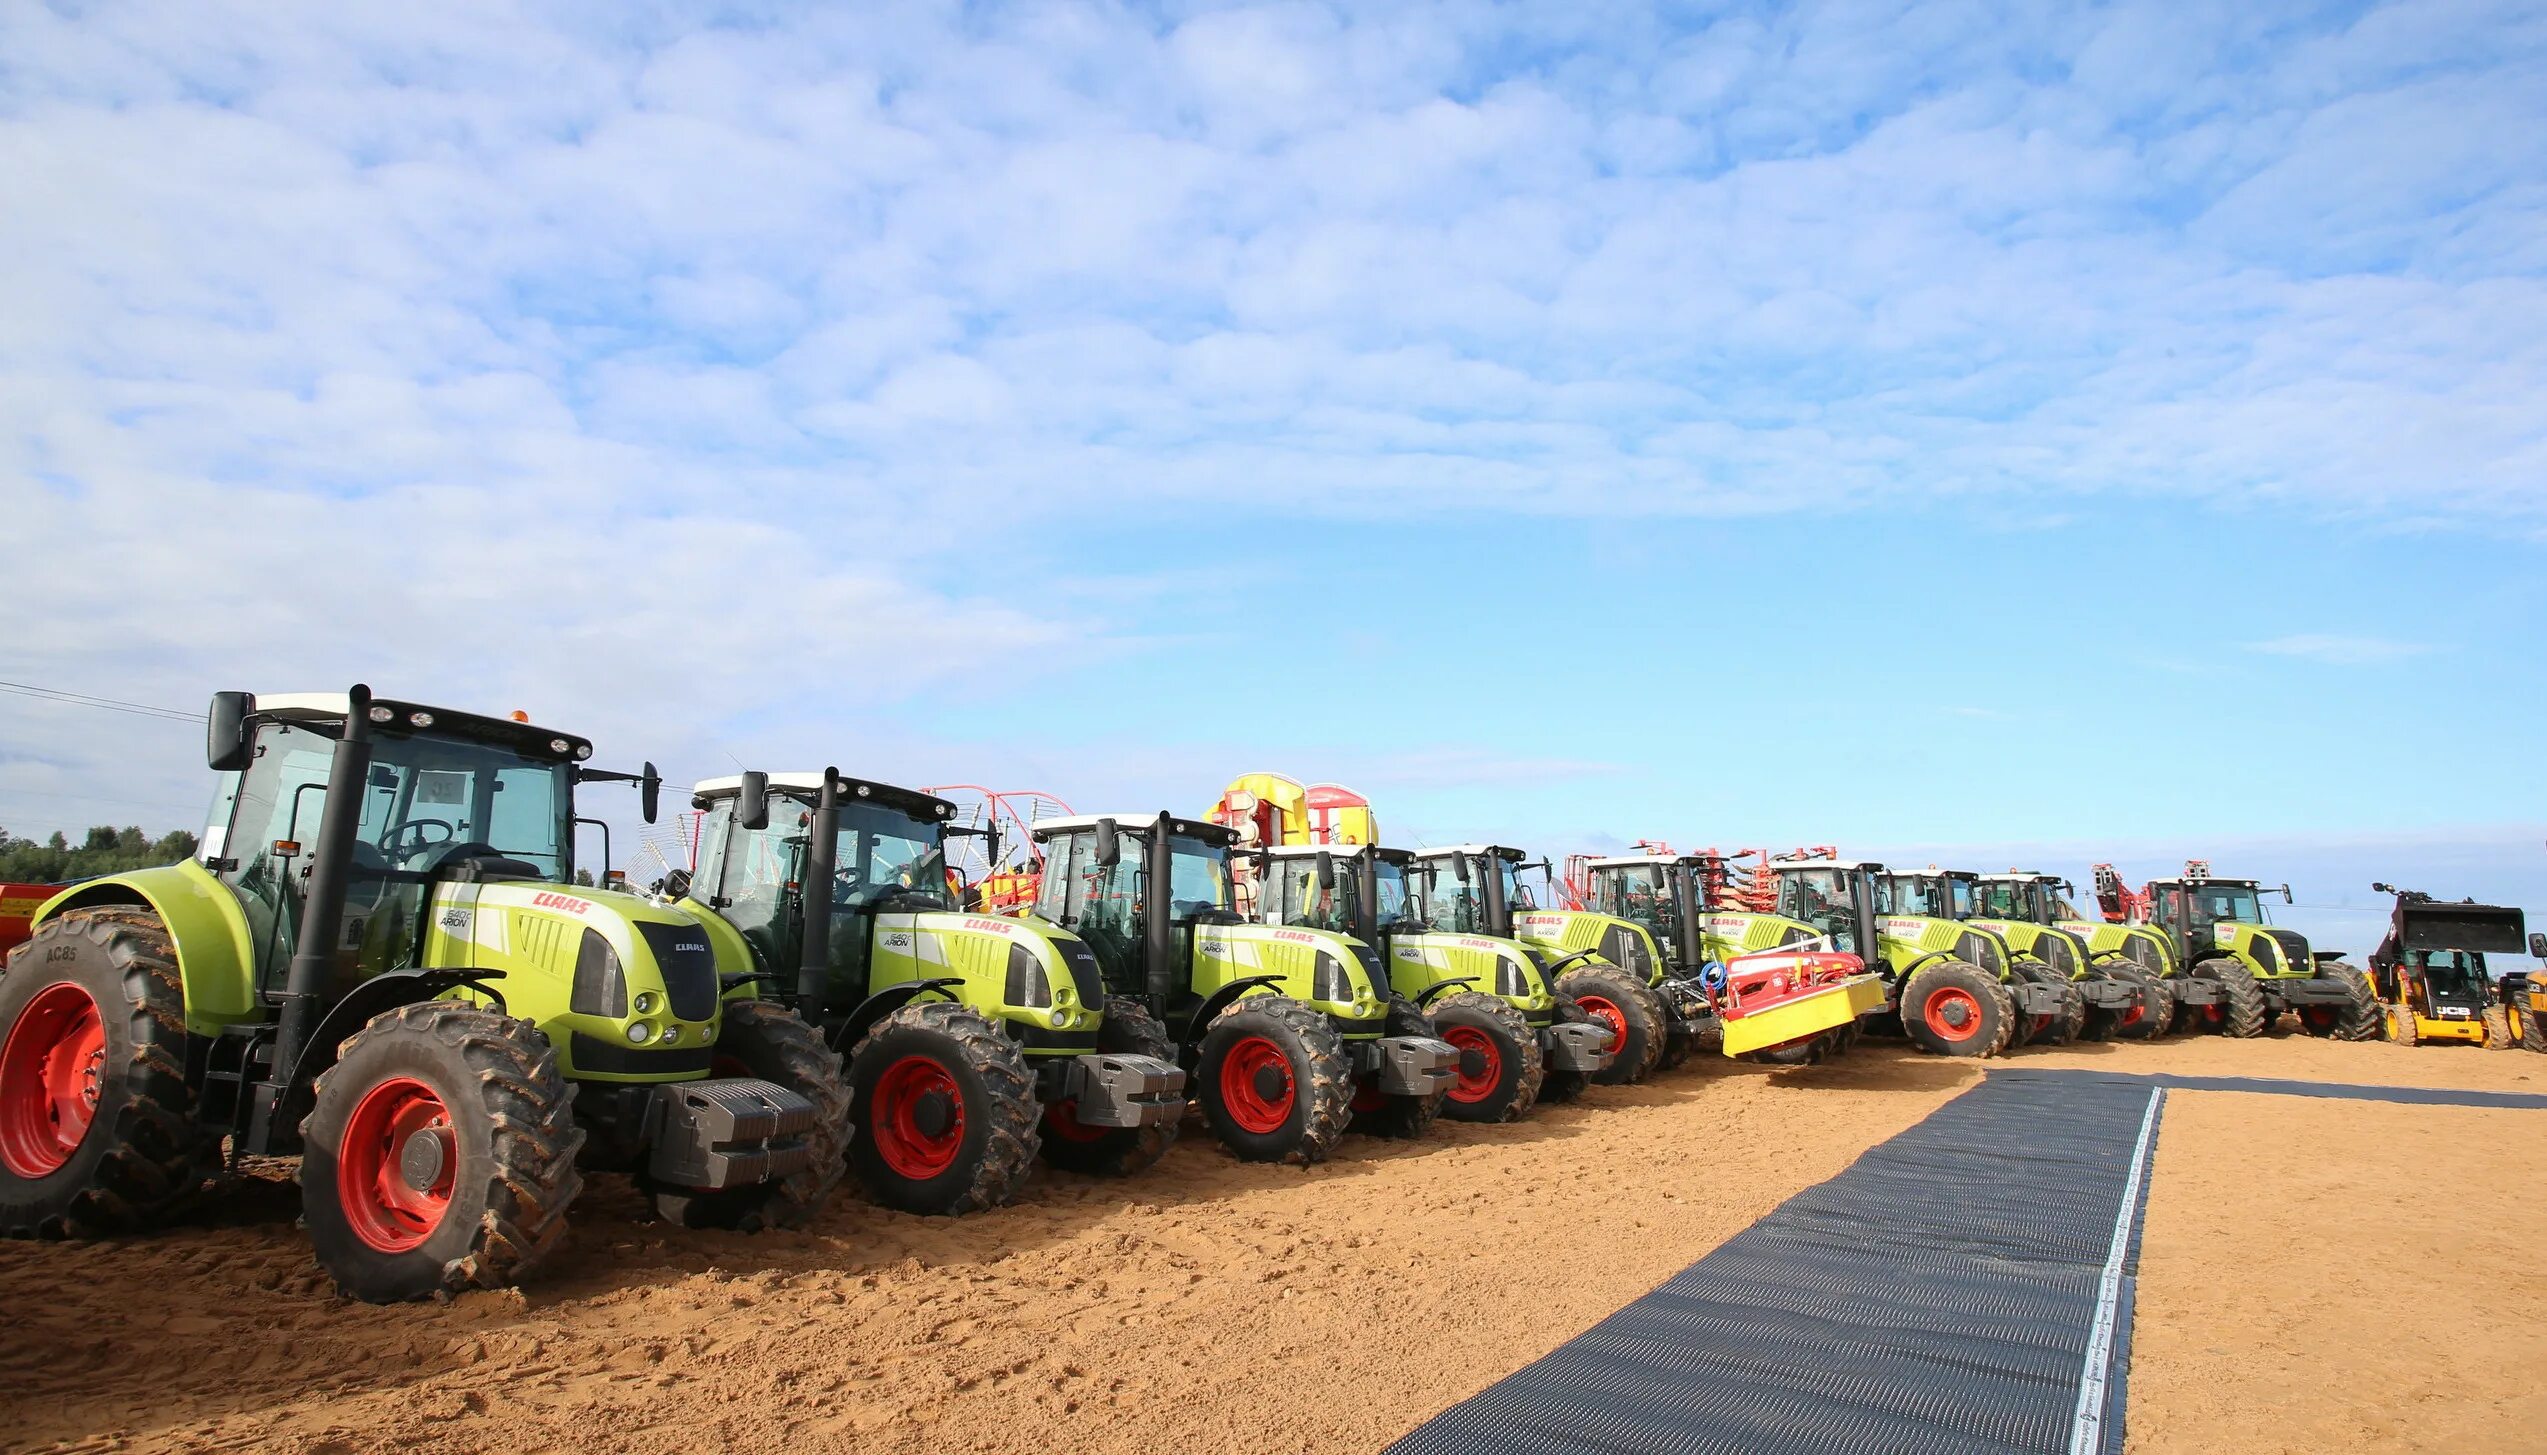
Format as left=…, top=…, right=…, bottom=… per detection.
left=1971, top=871, right=2176, bottom=1040
left=674, top=771, right=1185, bottom=1216
left=1407, top=846, right=1680, bottom=1085
left=2125, top=867, right=2378, bottom=1039
left=1255, top=844, right=1615, bottom=1122
left=0, top=687, right=849, bottom=1303
left=1022, top=813, right=1456, bottom=1164
left=1574, top=852, right=1886, bottom=1064
left=1874, top=869, right=2097, bottom=1047
left=1703, top=857, right=2061, bottom=1058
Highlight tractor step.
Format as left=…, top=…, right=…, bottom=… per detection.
left=646, top=1077, right=819, bottom=1191
left=1359, top=1034, right=1459, bottom=1095
left=1541, top=1021, right=1617, bottom=1073
left=1056, top=1052, right=1186, bottom=1129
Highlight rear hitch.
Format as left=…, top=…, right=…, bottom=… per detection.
left=1058, top=1052, right=1186, bottom=1129
left=646, top=1077, right=819, bottom=1191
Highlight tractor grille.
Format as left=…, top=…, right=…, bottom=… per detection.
left=2267, top=929, right=2310, bottom=965
left=636, top=920, right=720, bottom=1022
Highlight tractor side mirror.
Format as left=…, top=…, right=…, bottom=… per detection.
left=639, top=762, right=662, bottom=824
left=1451, top=853, right=1471, bottom=885
left=2279, top=884, right=2294, bottom=903
left=2530, top=932, right=2546, bottom=959
left=736, top=771, right=770, bottom=832
left=206, top=691, right=252, bottom=772
left=1316, top=852, right=1335, bottom=892
left=1095, top=817, right=1121, bottom=868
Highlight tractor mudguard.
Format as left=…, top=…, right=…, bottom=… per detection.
left=284, top=966, right=509, bottom=1093
left=1538, top=948, right=1600, bottom=978
left=33, top=860, right=260, bottom=1034
left=1182, top=974, right=1283, bottom=1047
left=1412, top=976, right=1480, bottom=1007
left=835, top=977, right=963, bottom=1051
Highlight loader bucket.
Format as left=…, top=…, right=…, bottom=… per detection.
left=2396, top=901, right=2529, bottom=955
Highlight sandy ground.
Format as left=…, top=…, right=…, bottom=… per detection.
left=2, top=1028, right=2540, bottom=1454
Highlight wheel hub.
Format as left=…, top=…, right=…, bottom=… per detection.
left=1251, top=1064, right=1288, bottom=1103
left=397, top=1125, right=452, bottom=1191
left=911, top=1090, right=957, bottom=1140
left=1939, top=1000, right=1973, bottom=1029
left=1458, top=1048, right=1488, bottom=1078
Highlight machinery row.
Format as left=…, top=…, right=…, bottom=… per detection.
left=0, top=693, right=2536, bottom=1305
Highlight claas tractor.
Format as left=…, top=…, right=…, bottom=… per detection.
left=2125, top=867, right=2377, bottom=1039
left=1022, top=813, right=1455, bottom=1164
left=1575, top=853, right=1885, bottom=1064
left=0, top=687, right=849, bottom=1303
left=1703, top=857, right=2060, bottom=1057
left=1407, top=846, right=1678, bottom=1086
left=1256, top=844, right=1614, bottom=1122
left=2501, top=933, right=2547, bottom=1054
left=675, top=772, right=1185, bottom=1214
left=2364, top=885, right=2529, bottom=1048
left=1974, top=871, right=2177, bottom=1039
left=1883, top=868, right=2161, bottom=1048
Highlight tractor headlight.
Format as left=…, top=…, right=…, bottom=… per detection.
left=1496, top=956, right=1530, bottom=999
left=1004, top=943, right=1053, bottom=1009
left=1311, top=952, right=1354, bottom=1004
left=634, top=990, right=660, bottom=1016
left=625, top=1021, right=654, bottom=1044
left=660, top=1024, right=682, bottom=1045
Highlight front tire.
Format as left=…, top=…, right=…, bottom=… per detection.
left=2481, top=1004, right=2514, bottom=1049
left=2295, top=961, right=2380, bottom=1042
left=1040, top=995, right=1182, bottom=1177
left=1194, top=996, right=1353, bottom=1166
left=2388, top=1001, right=2420, bottom=1046
left=0, top=908, right=201, bottom=1240
left=847, top=1000, right=1039, bottom=1215
left=1554, top=965, right=1666, bottom=1085
left=2519, top=1002, right=2547, bottom=1053
left=1899, top=962, right=2014, bottom=1058
left=651, top=1000, right=849, bottom=1230
left=301, top=1001, right=584, bottom=1304
left=1428, top=991, right=1544, bottom=1123
left=2192, top=959, right=2267, bottom=1038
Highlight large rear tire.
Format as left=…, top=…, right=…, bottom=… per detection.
left=0, top=907, right=201, bottom=1240
left=651, top=1000, right=849, bottom=1230
left=2519, top=1002, right=2547, bottom=1053
left=847, top=1000, right=1039, bottom=1215
left=2192, top=959, right=2267, bottom=1038
left=1555, top=965, right=1666, bottom=1085
left=1040, top=995, right=1182, bottom=1176
left=1428, top=991, right=1544, bottom=1123
left=300, top=1001, right=584, bottom=1303
left=1194, top=995, right=1353, bottom=1166
left=1899, top=962, right=2014, bottom=1058
left=2291, top=961, right=2379, bottom=1042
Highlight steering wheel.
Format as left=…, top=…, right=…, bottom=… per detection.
left=385, top=819, right=457, bottom=864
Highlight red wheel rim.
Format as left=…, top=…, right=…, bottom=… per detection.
left=2118, top=997, right=2147, bottom=1029
left=2297, top=1007, right=2337, bottom=1032
left=1576, top=996, right=1628, bottom=1055
left=1442, top=1024, right=1502, bottom=1103
left=1216, top=1036, right=1295, bottom=1135
left=336, top=1077, right=456, bottom=1253
left=1922, top=986, right=1985, bottom=1042
left=0, top=982, right=106, bottom=1178
left=2027, top=1013, right=2054, bottom=1039
left=872, top=1055, right=967, bottom=1179
left=1042, top=1099, right=1111, bottom=1144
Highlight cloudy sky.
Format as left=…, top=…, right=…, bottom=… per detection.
left=4, top=1, right=2542, bottom=953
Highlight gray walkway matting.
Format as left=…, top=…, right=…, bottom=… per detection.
left=1386, top=1071, right=2167, bottom=1455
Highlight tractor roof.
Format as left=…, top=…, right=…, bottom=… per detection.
left=1410, top=844, right=1527, bottom=862
left=1030, top=813, right=1234, bottom=846
left=691, top=773, right=956, bottom=821
left=1976, top=871, right=2057, bottom=883
left=1585, top=854, right=1706, bottom=869
left=2146, top=877, right=2261, bottom=889
left=1769, top=857, right=1883, bottom=872
left=250, top=691, right=591, bottom=760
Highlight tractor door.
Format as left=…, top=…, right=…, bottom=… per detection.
left=212, top=720, right=344, bottom=996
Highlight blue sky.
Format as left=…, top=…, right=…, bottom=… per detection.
left=2, top=1, right=2542, bottom=955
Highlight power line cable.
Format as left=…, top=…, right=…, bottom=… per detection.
left=0, top=679, right=204, bottom=723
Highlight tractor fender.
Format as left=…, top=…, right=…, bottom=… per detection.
left=282, top=967, right=508, bottom=1097
left=1894, top=948, right=1966, bottom=982
left=32, top=860, right=260, bottom=1035
left=1538, top=948, right=1601, bottom=979
left=1412, top=976, right=1480, bottom=1008
left=835, top=976, right=964, bottom=1052
left=1182, top=974, right=1283, bottom=1047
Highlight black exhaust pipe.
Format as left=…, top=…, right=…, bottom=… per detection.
left=797, top=768, right=842, bottom=1009
left=1480, top=851, right=1510, bottom=937
left=1143, top=813, right=1177, bottom=1008
left=272, top=683, right=377, bottom=1084
left=1355, top=850, right=1380, bottom=944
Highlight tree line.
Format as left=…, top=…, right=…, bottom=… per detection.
left=0, top=825, right=201, bottom=884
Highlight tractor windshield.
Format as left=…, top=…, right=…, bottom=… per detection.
left=1032, top=829, right=1140, bottom=990
left=1500, top=857, right=1536, bottom=911
left=1416, top=858, right=1486, bottom=934
left=1947, top=876, right=1977, bottom=919
left=1371, top=858, right=1417, bottom=931
left=1589, top=865, right=1670, bottom=930
left=1882, top=876, right=1946, bottom=917
left=1266, top=857, right=1347, bottom=933
left=1776, top=868, right=1860, bottom=953
left=2411, top=949, right=2488, bottom=991
left=833, top=800, right=949, bottom=911
left=1976, top=880, right=2046, bottom=923
left=1166, top=834, right=1233, bottom=920
left=2187, top=883, right=2264, bottom=926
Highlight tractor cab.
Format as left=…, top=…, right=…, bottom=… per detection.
left=2143, top=872, right=2312, bottom=981
left=1581, top=854, right=1710, bottom=976
left=1767, top=859, right=1885, bottom=956
left=1407, top=845, right=1534, bottom=937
